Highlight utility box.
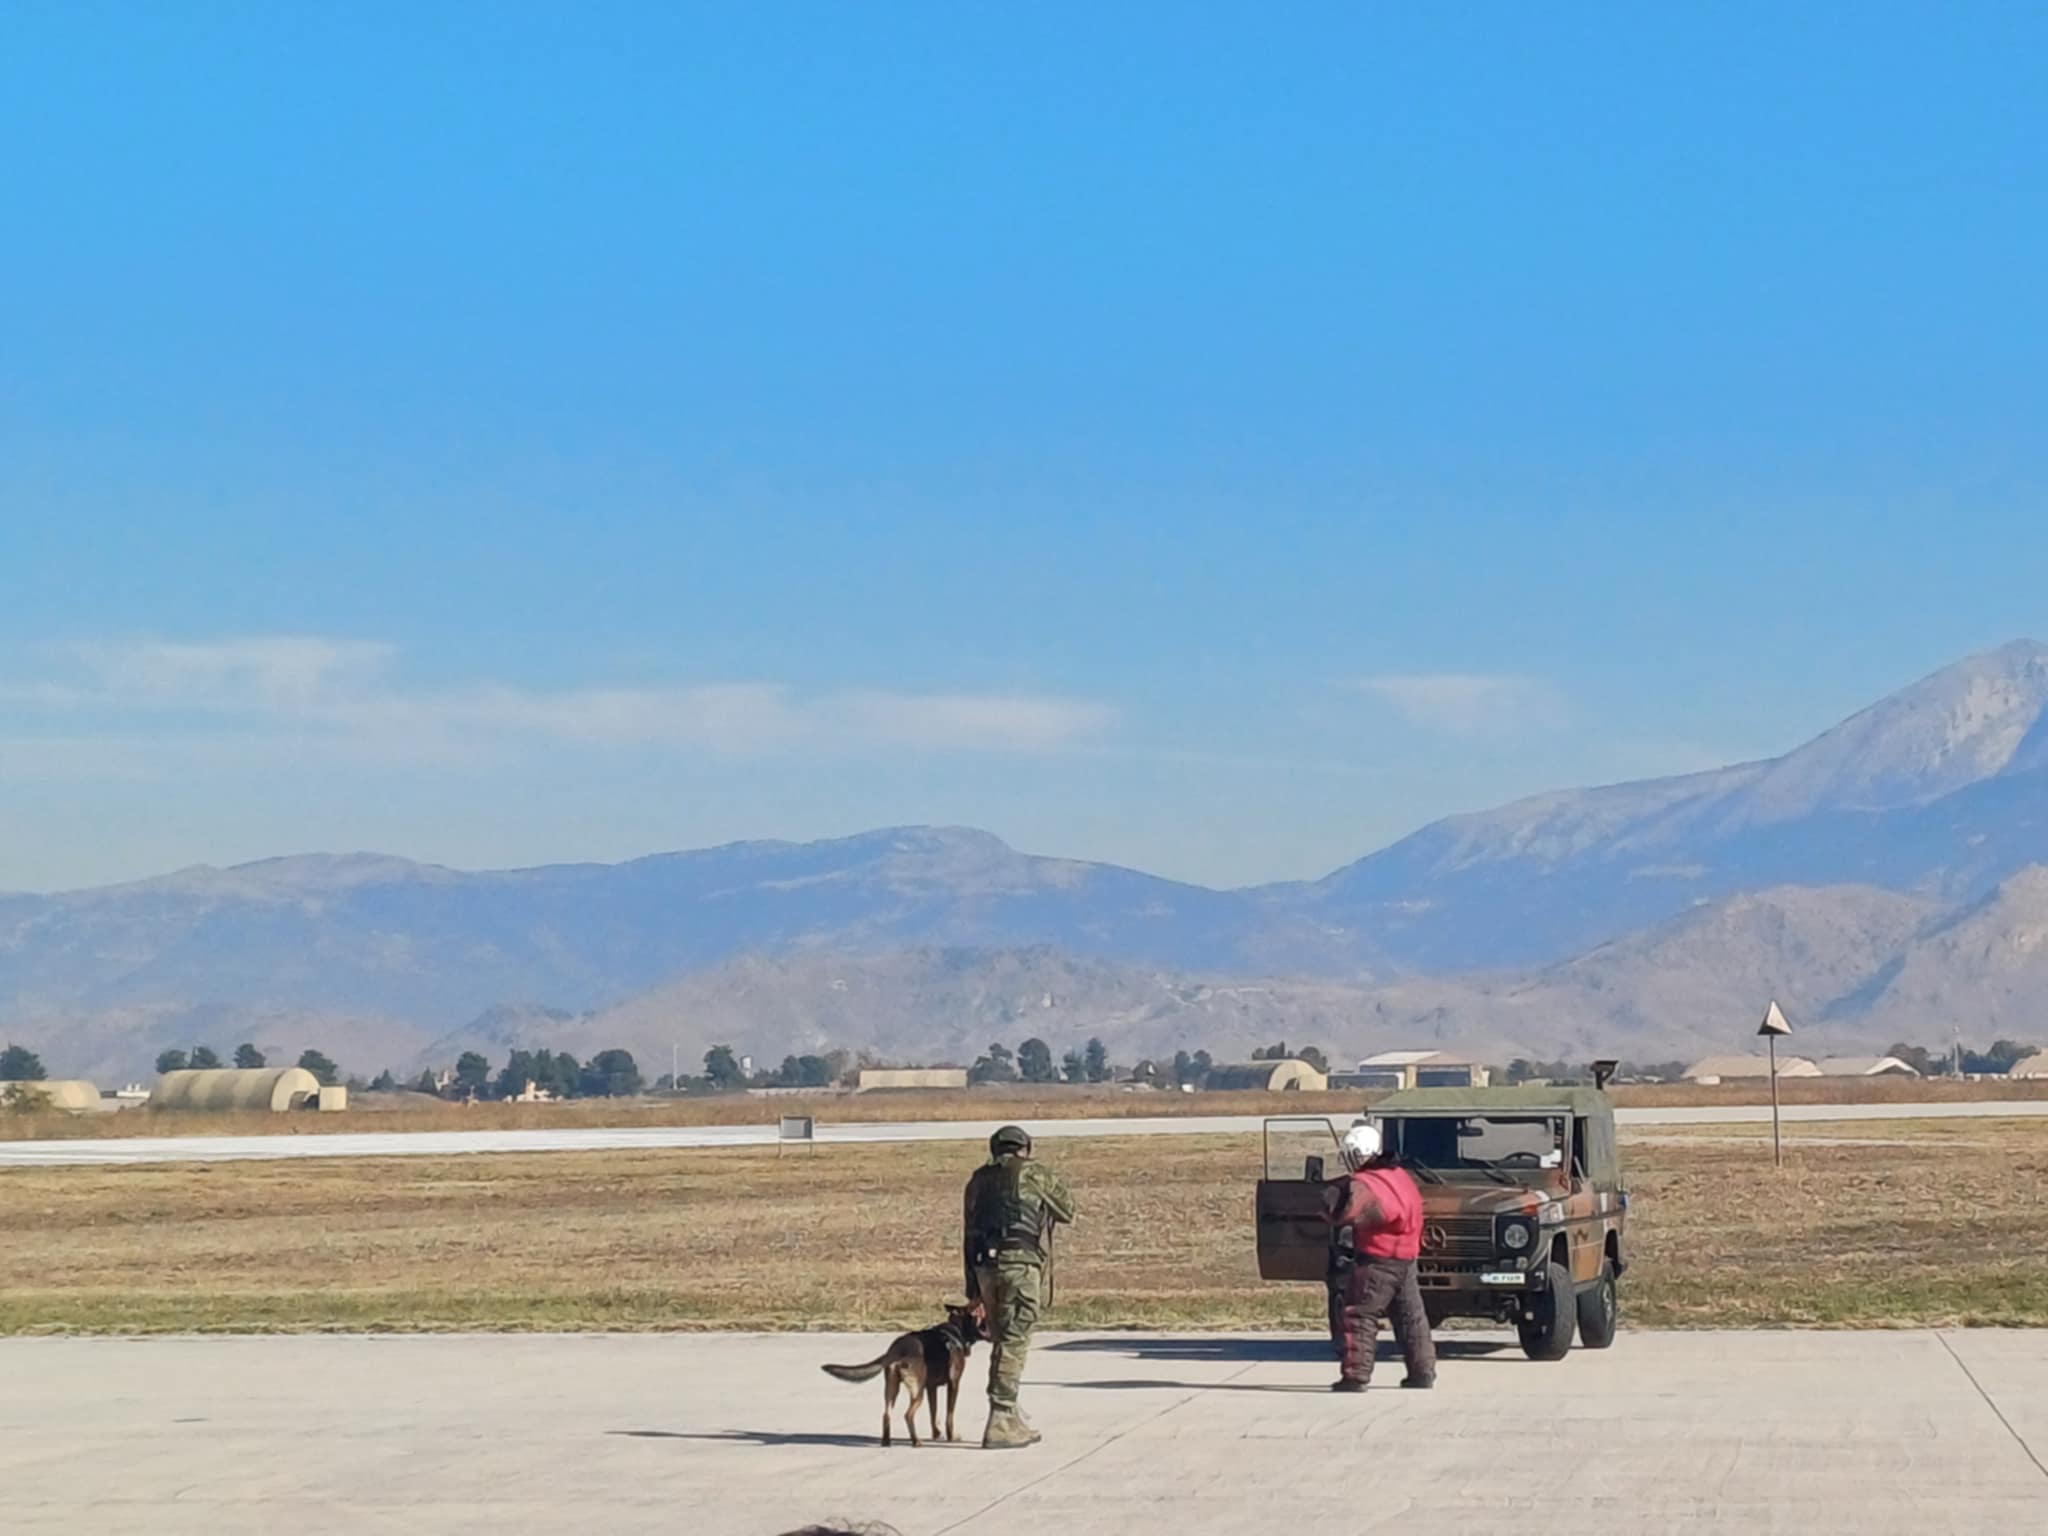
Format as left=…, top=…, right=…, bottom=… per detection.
left=778, top=1114, right=816, bottom=1155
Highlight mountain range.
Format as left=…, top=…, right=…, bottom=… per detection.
left=6, top=640, right=2048, bottom=1080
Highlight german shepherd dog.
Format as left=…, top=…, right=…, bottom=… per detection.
left=821, top=1303, right=985, bottom=1447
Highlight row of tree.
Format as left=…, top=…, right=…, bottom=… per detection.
left=154, top=1044, right=341, bottom=1085
left=423, top=1047, right=644, bottom=1101
left=11, top=1032, right=2039, bottom=1108
left=698, top=1045, right=847, bottom=1091
left=967, top=1038, right=1333, bottom=1088
left=1885, top=1038, right=2038, bottom=1076
left=671, top=1039, right=1346, bottom=1094
left=967, top=1038, right=1112, bottom=1085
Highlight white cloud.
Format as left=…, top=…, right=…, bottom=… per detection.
left=1353, top=673, right=1566, bottom=735
left=74, top=636, right=397, bottom=712
left=830, top=691, right=1119, bottom=752
left=5, top=636, right=1114, bottom=763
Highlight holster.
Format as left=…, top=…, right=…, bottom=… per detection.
left=1331, top=1225, right=1359, bottom=1273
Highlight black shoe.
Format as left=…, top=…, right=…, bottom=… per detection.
left=1400, top=1374, right=1435, bottom=1389
left=1331, top=1378, right=1368, bottom=1393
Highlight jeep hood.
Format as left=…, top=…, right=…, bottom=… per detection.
left=1420, top=1183, right=1554, bottom=1218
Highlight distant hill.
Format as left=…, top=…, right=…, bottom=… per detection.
left=0, top=825, right=1307, bottom=1025
left=7, top=640, right=2048, bottom=1078
left=422, top=947, right=1387, bottom=1077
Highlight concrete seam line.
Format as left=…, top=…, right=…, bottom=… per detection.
left=1938, top=1331, right=2048, bottom=1483
left=927, top=1357, right=1261, bottom=1535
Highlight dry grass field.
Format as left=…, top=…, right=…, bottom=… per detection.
left=5, top=1074, right=2044, bottom=1142
left=3, top=1118, right=2044, bottom=1336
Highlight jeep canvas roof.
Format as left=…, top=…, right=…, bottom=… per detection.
left=1374, top=1086, right=1614, bottom=1118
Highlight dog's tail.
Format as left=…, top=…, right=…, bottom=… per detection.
left=820, top=1356, right=889, bottom=1384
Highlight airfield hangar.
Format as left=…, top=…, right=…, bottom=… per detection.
left=152, top=1066, right=325, bottom=1113
left=1206, top=1058, right=1329, bottom=1093
left=0, top=1079, right=102, bottom=1113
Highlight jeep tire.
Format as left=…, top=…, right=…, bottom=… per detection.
left=1576, top=1262, right=1619, bottom=1349
left=1517, top=1261, right=1577, bottom=1360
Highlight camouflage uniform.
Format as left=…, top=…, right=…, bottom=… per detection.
left=964, top=1131, right=1075, bottom=1447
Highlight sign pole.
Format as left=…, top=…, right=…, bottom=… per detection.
left=1768, top=1033, right=1782, bottom=1168
left=1757, top=1000, right=1792, bottom=1171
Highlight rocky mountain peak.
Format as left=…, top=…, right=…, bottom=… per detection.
left=1733, top=639, right=2048, bottom=823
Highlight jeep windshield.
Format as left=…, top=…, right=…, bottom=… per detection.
left=1381, top=1114, right=1565, bottom=1182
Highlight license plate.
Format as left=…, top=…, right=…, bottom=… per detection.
left=1480, top=1271, right=1526, bottom=1286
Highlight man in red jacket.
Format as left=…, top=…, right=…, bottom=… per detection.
left=1326, top=1121, right=1437, bottom=1392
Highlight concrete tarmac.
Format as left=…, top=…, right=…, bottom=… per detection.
left=2, top=1330, right=2043, bottom=1534
left=4, top=1096, right=2045, bottom=1168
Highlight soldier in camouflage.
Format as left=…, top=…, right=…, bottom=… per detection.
left=963, top=1124, right=1075, bottom=1449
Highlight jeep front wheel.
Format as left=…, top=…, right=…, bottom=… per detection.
left=1516, top=1262, right=1577, bottom=1360
left=1576, top=1262, right=1618, bottom=1349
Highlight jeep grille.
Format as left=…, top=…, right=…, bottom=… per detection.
left=1421, top=1215, right=1497, bottom=1258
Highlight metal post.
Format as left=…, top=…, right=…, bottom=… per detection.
left=1768, top=1034, right=1782, bottom=1169
left=673, top=1042, right=680, bottom=1096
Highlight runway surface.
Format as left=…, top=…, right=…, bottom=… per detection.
left=4, top=1329, right=2043, bottom=1533
left=2, top=1096, right=2045, bottom=1167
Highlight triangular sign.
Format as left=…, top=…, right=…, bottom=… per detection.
left=1757, top=1000, right=1793, bottom=1038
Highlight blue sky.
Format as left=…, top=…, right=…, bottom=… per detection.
left=4, top=5, right=2046, bottom=891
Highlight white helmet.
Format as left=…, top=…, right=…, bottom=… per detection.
left=1341, top=1121, right=1381, bottom=1168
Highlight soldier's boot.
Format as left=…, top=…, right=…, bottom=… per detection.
left=1015, top=1405, right=1043, bottom=1444
left=1400, top=1373, right=1435, bottom=1389
left=982, top=1407, right=1035, bottom=1449
left=1330, top=1377, right=1368, bottom=1393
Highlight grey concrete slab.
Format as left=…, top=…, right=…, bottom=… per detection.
left=4, top=1097, right=2045, bottom=1168
left=2, top=1330, right=2043, bottom=1533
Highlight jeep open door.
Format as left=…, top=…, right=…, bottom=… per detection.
left=1255, top=1116, right=1344, bottom=1281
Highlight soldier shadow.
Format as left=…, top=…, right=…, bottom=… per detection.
left=1046, top=1337, right=1511, bottom=1364
left=609, top=1429, right=888, bottom=1449
left=1046, top=1378, right=1328, bottom=1393
left=1048, top=1337, right=1328, bottom=1363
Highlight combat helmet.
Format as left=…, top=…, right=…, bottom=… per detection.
left=989, top=1123, right=1032, bottom=1156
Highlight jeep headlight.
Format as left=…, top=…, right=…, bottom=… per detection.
left=1498, top=1216, right=1535, bottom=1253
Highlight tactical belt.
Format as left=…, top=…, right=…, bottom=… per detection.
left=974, top=1240, right=1042, bottom=1263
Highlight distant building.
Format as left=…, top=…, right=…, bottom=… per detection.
left=1330, top=1051, right=1488, bottom=1091
left=2009, top=1052, right=2048, bottom=1080
left=1682, top=1054, right=1821, bottom=1083
left=856, top=1068, right=970, bottom=1092
left=1815, top=1056, right=1921, bottom=1078
left=1205, top=1059, right=1330, bottom=1093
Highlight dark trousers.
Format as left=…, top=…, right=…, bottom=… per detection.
left=1336, top=1257, right=1436, bottom=1385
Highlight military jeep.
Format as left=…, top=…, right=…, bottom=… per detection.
left=1255, top=1085, right=1628, bottom=1359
